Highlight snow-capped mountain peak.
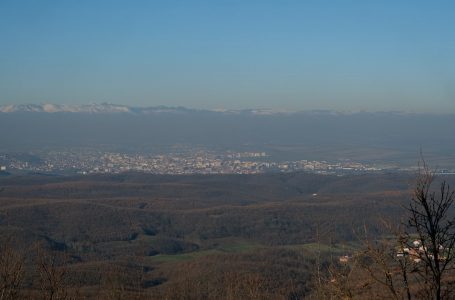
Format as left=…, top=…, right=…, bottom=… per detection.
left=0, top=103, right=132, bottom=114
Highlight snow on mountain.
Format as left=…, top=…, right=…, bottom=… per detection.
left=0, top=103, right=215, bottom=114
left=0, top=103, right=417, bottom=116
left=0, top=103, right=133, bottom=114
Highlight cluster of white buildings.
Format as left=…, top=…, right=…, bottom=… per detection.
left=397, top=240, right=447, bottom=263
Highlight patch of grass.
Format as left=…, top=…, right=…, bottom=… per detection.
left=218, top=241, right=261, bottom=253
left=149, top=240, right=362, bottom=264
left=282, top=242, right=359, bottom=254
left=150, top=249, right=222, bottom=263
left=149, top=240, right=263, bottom=263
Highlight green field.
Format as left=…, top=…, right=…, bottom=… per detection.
left=149, top=239, right=263, bottom=263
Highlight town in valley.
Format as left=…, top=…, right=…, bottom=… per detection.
left=0, top=147, right=397, bottom=176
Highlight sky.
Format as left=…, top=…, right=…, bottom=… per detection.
left=0, top=0, right=454, bottom=112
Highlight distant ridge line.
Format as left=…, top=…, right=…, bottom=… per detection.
left=0, top=103, right=439, bottom=116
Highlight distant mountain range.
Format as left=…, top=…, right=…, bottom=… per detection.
left=0, top=103, right=420, bottom=116
left=0, top=103, right=191, bottom=114
left=0, top=103, right=291, bottom=115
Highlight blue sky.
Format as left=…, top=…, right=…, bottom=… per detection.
left=0, top=0, right=454, bottom=112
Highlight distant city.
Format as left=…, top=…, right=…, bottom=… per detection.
left=0, top=147, right=432, bottom=176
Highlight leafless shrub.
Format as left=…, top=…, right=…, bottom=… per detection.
left=0, top=238, right=24, bottom=300
left=35, top=247, right=70, bottom=300
left=358, top=222, right=411, bottom=300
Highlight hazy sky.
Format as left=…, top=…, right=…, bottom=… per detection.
left=0, top=0, right=454, bottom=112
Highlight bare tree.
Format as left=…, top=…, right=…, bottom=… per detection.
left=318, top=161, right=455, bottom=300
left=406, top=163, right=455, bottom=299
left=357, top=163, right=455, bottom=299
